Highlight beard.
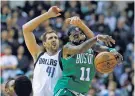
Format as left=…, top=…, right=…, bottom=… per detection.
left=72, top=38, right=87, bottom=45
left=72, top=40, right=81, bottom=45
left=72, top=35, right=87, bottom=45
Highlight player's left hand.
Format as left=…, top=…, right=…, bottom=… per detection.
left=111, top=52, right=123, bottom=64
left=97, top=35, right=115, bottom=47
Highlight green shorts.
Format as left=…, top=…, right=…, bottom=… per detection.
left=54, top=88, right=76, bottom=96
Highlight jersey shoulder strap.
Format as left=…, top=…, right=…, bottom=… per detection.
left=34, top=52, right=44, bottom=68
left=58, top=49, right=63, bottom=71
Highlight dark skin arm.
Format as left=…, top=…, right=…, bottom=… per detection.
left=63, top=37, right=98, bottom=58
left=63, top=17, right=115, bottom=58
left=69, top=17, right=123, bottom=63
left=92, top=43, right=109, bottom=52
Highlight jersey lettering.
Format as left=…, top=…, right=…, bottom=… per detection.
left=39, top=58, right=57, bottom=66
left=76, top=53, right=93, bottom=64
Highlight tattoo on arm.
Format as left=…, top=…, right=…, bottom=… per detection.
left=92, top=43, right=109, bottom=52
left=63, top=37, right=97, bottom=56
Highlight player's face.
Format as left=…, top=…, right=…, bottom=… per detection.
left=70, top=30, right=86, bottom=45
left=5, top=80, right=15, bottom=96
left=44, top=33, right=59, bottom=51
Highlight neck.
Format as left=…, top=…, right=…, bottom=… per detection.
left=46, top=49, right=57, bottom=56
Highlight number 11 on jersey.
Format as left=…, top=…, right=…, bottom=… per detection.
left=80, top=67, right=90, bottom=81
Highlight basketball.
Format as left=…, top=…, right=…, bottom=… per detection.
left=94, top=52, right=117, bottom=74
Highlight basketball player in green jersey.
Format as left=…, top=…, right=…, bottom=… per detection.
left=54, top=17, right=123, bottom=96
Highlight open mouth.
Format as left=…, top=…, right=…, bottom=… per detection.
left=52, top=42, right=56, bottom=46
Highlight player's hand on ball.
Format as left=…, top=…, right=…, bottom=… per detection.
left=111, top=52, right=123, bottom=64
left=65, top=16, right=83, bottom=27
left=97, top=35, right=115, bottom=47
left=47, top=6, right=62, bottom=18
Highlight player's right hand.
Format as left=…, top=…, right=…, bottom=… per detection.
left=65, top=16, right=83, bottom=28
left=47, top=6, right=62, bottom=18
left=97, top=35, right=115, bottom=47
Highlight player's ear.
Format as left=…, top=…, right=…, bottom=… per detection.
left=43, top=42, right=47, bottom=47
left=69, top=35, right=73, bottom=41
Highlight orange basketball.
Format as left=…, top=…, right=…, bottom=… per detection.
left=94, top=52, right=117, bottom=74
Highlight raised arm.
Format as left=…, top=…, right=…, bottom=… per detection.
left=22, top=6, right=62, bottom=61
left=66, top=17, right=115, bottom=50
left=65, top=16, right=94, bottom=38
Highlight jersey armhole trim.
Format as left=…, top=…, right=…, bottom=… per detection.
left=34, top=52, right=44, bottom=68
left=58, top=49, right=63, bottom=71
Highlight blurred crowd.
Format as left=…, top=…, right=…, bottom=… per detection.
left=1, top=1, right=134, bottom=96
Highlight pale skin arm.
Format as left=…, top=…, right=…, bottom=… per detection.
left=22, top=6, right=62, bottom=62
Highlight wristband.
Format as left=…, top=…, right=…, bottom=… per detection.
left=108, top=48, right=117, bottom=52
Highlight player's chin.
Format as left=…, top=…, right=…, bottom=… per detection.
left=52, top=46, right=58, bottom=51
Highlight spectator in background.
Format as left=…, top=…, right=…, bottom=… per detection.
left=55, top=17, right=63, bottom=30
left=124, top=43, right=134, bottom=66
left=27, top=9, right=35, bottom=21
left=7, top=28, right=19, bottom=55
left=104, top=9, right=117, bottom=32
left=14, top=8, right=28, bottom=30
left=91, top=14, right=111, bottom=35
left=1, top=30, right=9, bottom=54
left=23, top=1, right=34, bottom=14
left=104, top=81, right=121, bottom=96
left=88, top=13, right=96, bottom=27
left=1, top=5, right=11, bottom=24
left=80, top=1, right=90, bottom=15
left=120, top=67, right=134, bottom=96
left=1, top=46, right=18, bottom=83
left=66, top=1, right=80, bottom=13
left=120, top=67, right=131, bottom=87
left=112, top=17, right=130, bottom=55
left=17, top=45, right=30, bottom=74
left=87, top=87, right=96, bottom=96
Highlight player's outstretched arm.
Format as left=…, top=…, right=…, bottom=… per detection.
left=22, top=6, right=62, bottom=61
left=66, top=17, right=115, bottom=48
left=63, top=36, right=98, bottom=58
left=65, top=16, right=94, bottom=38
left=63, top=35, right=114, bottom=58
left=92, top=43, right=123, bottom=64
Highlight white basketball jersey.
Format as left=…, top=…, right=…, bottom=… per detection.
left=32, top=51, right=62, bottom=96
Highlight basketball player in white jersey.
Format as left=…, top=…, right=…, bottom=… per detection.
left=23, top=6, right=63, bottom=96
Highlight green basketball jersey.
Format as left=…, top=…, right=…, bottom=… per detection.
left=54, top=46, right=96, bottom=94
